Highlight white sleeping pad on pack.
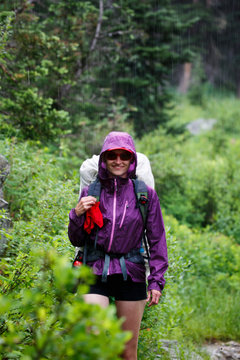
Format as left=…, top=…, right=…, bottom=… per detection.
left=79, top=152, right=154, bottom=195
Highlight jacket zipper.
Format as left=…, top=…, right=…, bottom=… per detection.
left=107, top=178, right=117, bottom=252
left=119, top=200, right=128, bottom=229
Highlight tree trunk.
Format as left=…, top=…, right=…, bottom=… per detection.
left=206, top=0, right=212, bottom=8
left=178, top=62, right=192, bottom=94
left=178, top=0, right=199, bottom=94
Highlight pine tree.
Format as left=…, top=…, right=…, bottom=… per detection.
left=0, top=0, right=195, bottom=140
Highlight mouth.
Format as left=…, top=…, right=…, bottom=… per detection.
left=112, top=166, right=124, bottom=170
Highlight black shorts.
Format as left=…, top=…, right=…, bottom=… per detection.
left=88, top=274, right=147, bottom=301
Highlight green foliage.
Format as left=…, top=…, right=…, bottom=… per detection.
left=1, top=88, right=70, bottom=140
left=0, top=0, right=239, bottom=356
left=136, top=94, right=240, bottom=242
left=0, top=137, right=204, bottom=359
left=99, top=0, right=196, bottom=136
left=138, top=222, right=192, bottom=359
left=1, top=90, right=240, bottom=357
left=0, top=140, right=78, bottom=221
left=0, top=1, right=78, bottom=141
left=0, top=1, right=196, bottom=141
left=137, top=214, right=240, bottom=356
left=165, top=215, right=240, bottom=342
left=0, top=11, right=14, bottom=58
left=0, top=139, right=130, bottom=359
left=0, top=249, right=130, bottom=359
left=135, top=93, right=240, bottom=353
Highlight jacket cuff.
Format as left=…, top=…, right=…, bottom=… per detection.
left=147, top=281, right=163, bottom=292
left=69, top=208, right=84, bottom=227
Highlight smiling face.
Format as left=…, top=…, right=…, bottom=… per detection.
left=105, top=149, right=132, bottom=178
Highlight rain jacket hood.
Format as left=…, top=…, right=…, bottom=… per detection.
left=98, top=132, right=137, bottom=180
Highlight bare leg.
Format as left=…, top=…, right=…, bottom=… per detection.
left=115, top=300, right=146, bottom=360
left=83, top=294, right=109, bottom=308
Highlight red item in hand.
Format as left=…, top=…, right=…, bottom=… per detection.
left=84, top=201, right=104, bottom=234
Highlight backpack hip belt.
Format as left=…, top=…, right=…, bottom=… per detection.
left=84, top=245, right=145, bottom=282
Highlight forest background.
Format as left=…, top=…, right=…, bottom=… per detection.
left=0, top=1, right=240, bottom=359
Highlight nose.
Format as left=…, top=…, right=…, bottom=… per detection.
left=115, top=155, right=121, bottom=163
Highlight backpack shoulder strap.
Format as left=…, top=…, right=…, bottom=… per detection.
left=132, top=178, right=150, bottom=261
left=88, top=177, right=101, bottom=201
left=131, top=178, right=149, bottom=226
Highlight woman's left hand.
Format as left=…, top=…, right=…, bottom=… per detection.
left=147, top=289, right=162, bottom=307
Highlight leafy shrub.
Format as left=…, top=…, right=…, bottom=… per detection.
left=138, top=217, right=192, bottom=359
left=0, top=249, right=130, bottom=359
left=206, top=96, right=240, bottom=136
left=163, top=215, right=240, bottom=342
left=137, top=212, right=240, bottom=351
left=0, top=138, right=198, bottom=359
left=0, top=139, right=80, bottom=221
left=1, top=88, right=70, bottom=141
left=0, top=11, right=14, bottom=58
left=0, top=139, right=130, bottom=359
left=136, top=105, right=240, bottom=242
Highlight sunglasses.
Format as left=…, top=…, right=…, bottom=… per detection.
left=105, top=151, right=132, bottom=161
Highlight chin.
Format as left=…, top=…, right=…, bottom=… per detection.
left=114, top=172, right=125, bottom=177
left=111, top=170, right=127, bottom=177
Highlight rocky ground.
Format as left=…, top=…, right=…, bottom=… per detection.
left=155, top=340, right=240, bottom=360
left=203, top=341, right=240, bottom=360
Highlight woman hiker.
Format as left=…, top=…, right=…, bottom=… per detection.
left=68, top=131, right=168, bottom=360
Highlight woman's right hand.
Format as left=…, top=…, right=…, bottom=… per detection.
left=75, top=196, right=97, bottom=217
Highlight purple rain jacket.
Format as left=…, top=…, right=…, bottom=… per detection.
left=68, top=132, right=168, bottom=292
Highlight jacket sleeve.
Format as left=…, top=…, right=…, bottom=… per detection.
left=68, top=187, right=88, bottom=247
left=146, top=187, right=168, bottom=292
